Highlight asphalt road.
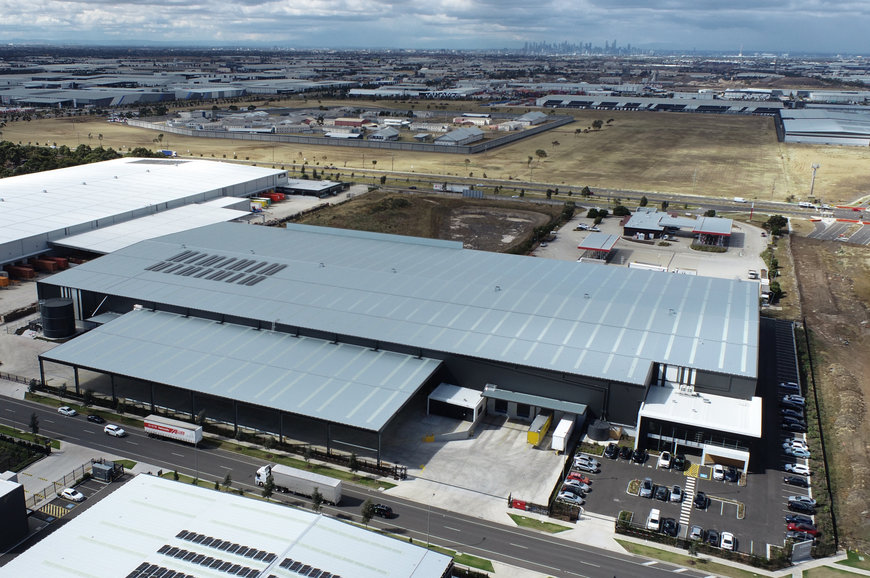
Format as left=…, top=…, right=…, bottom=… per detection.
left=1, top=398, right=715, bottom=578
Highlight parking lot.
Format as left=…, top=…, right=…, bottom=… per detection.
left=808, top=219, right=870, bottom=245
left=552, top=317, right=818, bottom=556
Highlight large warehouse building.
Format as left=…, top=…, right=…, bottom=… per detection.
left=0, top=157, right=286, bottom=266
left=36, top=223, right=762, bottom=469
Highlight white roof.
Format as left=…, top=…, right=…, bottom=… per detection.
left=1, top=474, right=452, bottom=578
left=639, top=386, right=762, bottom=438
left=53, top=202, right=250, bottom=254
left=429, top=383, right=483, bottom=409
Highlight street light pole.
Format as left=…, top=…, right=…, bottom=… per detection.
left=809, top=163, right=820, bottom=200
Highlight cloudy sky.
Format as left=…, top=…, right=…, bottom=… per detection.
left=0, top=0, right=865, bottom=53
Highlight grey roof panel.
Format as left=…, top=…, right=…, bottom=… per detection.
left=41, top=309, right=441, bottom=431
left=41, top=223, right=758, bottom=384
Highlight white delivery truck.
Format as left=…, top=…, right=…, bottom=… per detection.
left=550, top=416, right=576, bottom=453
left=143, top=414, right=203, bottom=444
left=255, top=464, right=342, bottom=505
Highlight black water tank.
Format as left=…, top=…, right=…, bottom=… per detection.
left=41, top=298, right=75, bottom=339
left=587, top=419, right=611, bottom=442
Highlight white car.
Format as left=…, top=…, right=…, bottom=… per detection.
left=720, top=531, right=736, bottom=550
left=670, top=485, right=683, bottom=503
left=60, top=488, right=85, bottom=502
left=104, top=424, right=127, bottom=437
left=557, top=491, right=585, bottom=506
left=657, top=451, right=672, bottom=469
left=785, top=463, right=811, bottom=476
left=646, top=508, right=661, bottom=531
left=712, top=464, right=725, bottom=481
left=58, top=406, right=78, bottom=417
left=783, top=437, right=809, bottom=450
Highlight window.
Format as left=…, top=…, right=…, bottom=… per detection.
left=494, top=399, right=507, bottom=414
left=516, top=404, right=530, bottom=418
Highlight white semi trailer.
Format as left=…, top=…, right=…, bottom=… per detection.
left=255, top=464, right=342, bottom=505
left=143, top=415, right=203, bottom=444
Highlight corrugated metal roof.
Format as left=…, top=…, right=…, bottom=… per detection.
left=693, top=216, right=733, bottom=236
left=483, top=384, right=588, bottom=415
left=1, top=474, right=452, bottom=578
left=41, top=308, right=441, bottom=432
left=41, top=222, right=759, bottom=384
left=52, top=203, right=249, bottom=254
left=577, top=232, right=619, bottom=251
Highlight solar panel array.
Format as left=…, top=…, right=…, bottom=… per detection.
left=278, top=557, right=341, bottom=578
left=126, top=561, right=194, bottom=578
left=144, top=250, right=287, bottom=287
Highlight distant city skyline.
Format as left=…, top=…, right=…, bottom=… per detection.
left=0, top=1, right=866, bottom=55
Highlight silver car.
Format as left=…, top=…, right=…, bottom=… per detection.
left=639, top=477, right=653, bottom=498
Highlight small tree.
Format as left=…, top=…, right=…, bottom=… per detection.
left=380, top=175, right=387, bottom=185
left=612, top=205, right=631, bottom=217
left=597, top=209, right=609, bottom=219
left=661, top=200, right=670, bottom=211
left=172, top=470, right=179, bottom=481
left=303, top=445, right=313, bottom=466
left=311, top=487, right=324, bottom=513
left=704, top=209, right=717, bottom=217
left=770, top=280, right=783, bottom=301
left=29, top=412, right=39, bottom=435
left=586, top=208, right=599, bottom=219
left=535, top=149, right=547, bottom=159
left=349, top=453, right=360, bottom=476
left=581, top=186, right=592, bottom=197
left=592, top=119, right=604, bottom=130
left=639, top=195, right=648, bottom=207
left=262, top=474, right=275, bottom=499
left=223, top=472, right=232, bottom=491
left=361, top=499, right=375, bottom=526
left=214, top=480, right=221, bottom=490
left=83, top=389, right=94, bottom=407
left=765, top=215, right=789, bottom=236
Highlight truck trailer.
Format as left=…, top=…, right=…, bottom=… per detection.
left=255, top=464, right=342, bottom=505
left=143, top=415, right=203, bottom=445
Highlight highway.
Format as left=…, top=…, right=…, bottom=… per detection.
left=1, top=397, right=714, bottom=578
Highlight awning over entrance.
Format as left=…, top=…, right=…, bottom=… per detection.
left=482, top=383, right=588, bottom=416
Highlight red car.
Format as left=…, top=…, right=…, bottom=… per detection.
left=566, top=471, right=592, bottom=485
left=787, top=522, right=819, bottom=536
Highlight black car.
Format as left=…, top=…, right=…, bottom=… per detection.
left=631, top=449, right=648, bottom=464
left=706, top=529, right=720, bottom=547
left=619, top=446, right=633, bottom=460
left=693, top=491, right=709, bottom=509
left=662, top=518, right=678, bottom=537
left=372, top=504, right=394, bottom=518
left=780, top=399, right=805, bottom=411
left=724, top=467, right=739, bottom=483
left=788, top=501, right=816, bottom=515
left=781, top=408, right=805, bottom=419
left=654, top=485, right=670, bottom=501
left=603, top=443, right=619, bottom=459
left=782, top=421, right=808, bottom=433
left=87, top=414, right=106, bottom=424
left=786, top=530, right=815, bottom=542
left=672, top=453, right=687, bottom=471
left=784, top=475, right=810, bottom=488
left=786, top=514, right=814, bottom=525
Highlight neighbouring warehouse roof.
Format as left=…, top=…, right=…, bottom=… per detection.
left=0, top=157, right=285, bottom=265
left=1, top=474, right=453, bottom=578
left=41, top=308, right=441, bottom=432
left=39, top=222, right=759, bottom=385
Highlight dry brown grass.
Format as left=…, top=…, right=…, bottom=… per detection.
left=5, top=105, right=870, bottom=205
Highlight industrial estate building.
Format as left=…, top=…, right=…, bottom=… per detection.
left=0, top=157, right=286, bottom=265
left=36, top=221, right=762, bottom=470
left=1, top=474, right=453, bottom=578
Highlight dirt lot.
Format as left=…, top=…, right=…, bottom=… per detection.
left=295, top=191, right=560, bottom=252
left=791, top=236, right=870, bottom=550
left=5, top=104, right=870, bottom=205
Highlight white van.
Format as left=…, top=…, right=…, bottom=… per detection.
left=647, top=508, right=661, bottom=531
left=798, top=201, right=815, bottom=209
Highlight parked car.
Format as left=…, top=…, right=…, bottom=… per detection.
left=706, top=529, right=720, bottom=547
left=86, top=414, right=105, bottom=424
left=788, top=501, right=816, bottom=515
left=575, top=224, right=589, bottom=231
left=780, top=399, right=805, bottom=411
left=782, top=415, right=807, bottom=426
left=646, top=508, right=661, bottom=531
left=58, top=406, right=77, bottom=417
left=694, top=491, right=709, bottom=509
left=672, top=453, right=687, bottom=471
left=104, top=424, right=127, bottom=437
left=589, top=226, right=601, bottom=232
left=784, top=475, right=810, bottom=488
left=563, top=479, right=591, bottom=493
left=60, top=488, right=85, bottom=502
left=654, top=485, right=670, bottom=502
left=782, top=394, right=806, bottom=405
left=783, top=437, right=809, bottom=450
left=780, top=381, right=801, bottom=393
left=781, top=408, right=805, bottom=419
left=566, top=471, right=592, bottom=485
left=619, top=446, right=633, bottom=460
left=784, top=446, right=811, bottom=459
left=786, top=514, right=814, bottom=525
left=639, top=478, right=653, bottom=499
left=670, top=485, right=683, bottom=503
left=712, top=464, right=725, bottom=481
left=662, top=518, right=678, bottom=537
left=574, top=455, right=601, bottom=469
left=372, top=504, right=394, bottom=518
left=724, top=467, right=740, bottom=483
left=561, top=485, right=585, bottom=497
left=573, top=461, right=599, bottom=473
left=631, top=449, right=648, bottom=464
left=781, top=421, right=807, bottom=433
left=785, top=464, right=811, bottom=476
left=787, top=522, right=819, bottom=536
left=603, top=443, right=619, bottom=459
left=720, top=531, right=736, bottom=550
left=789, top=495, right=817, bottom=507
left=689, top=525, right=705, bottom=541
left=657, top=451, right=672, bottom=469
left=557, top=491, right=585, bottom=506
left=786, top=530, right=816, bottom=542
